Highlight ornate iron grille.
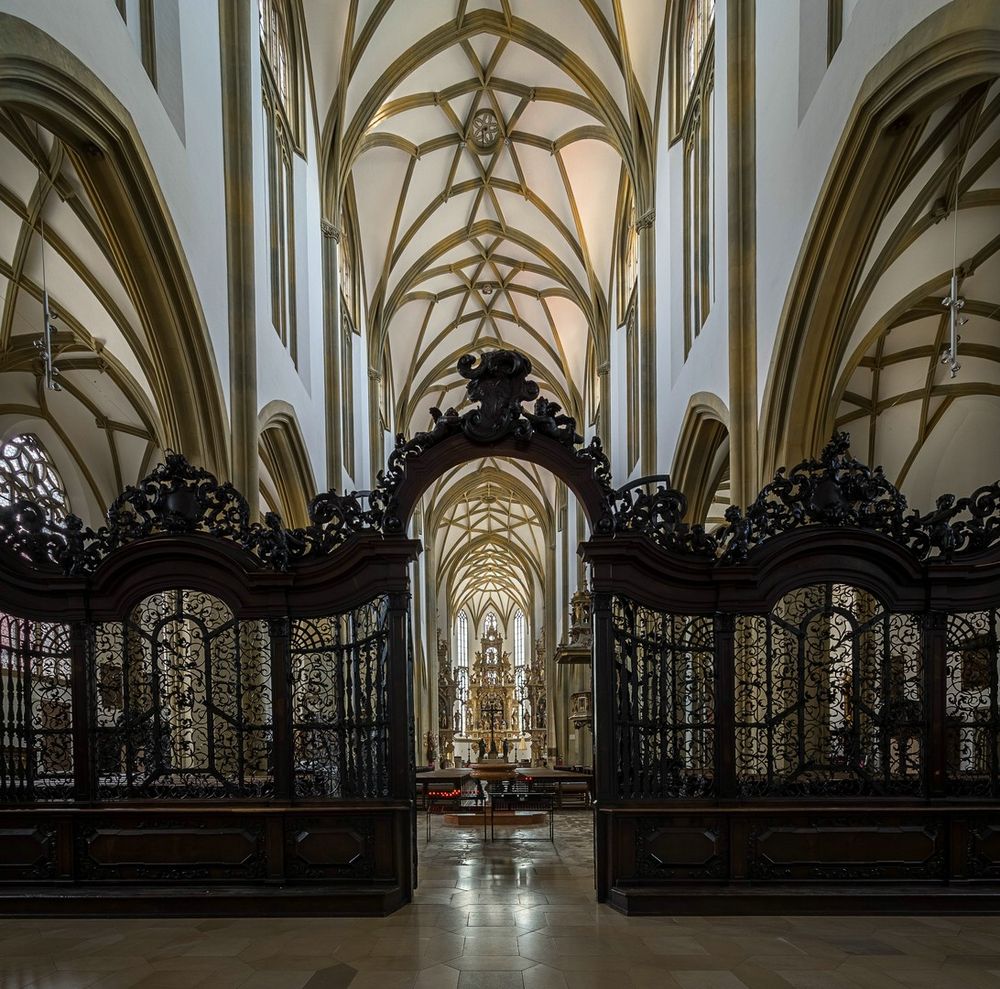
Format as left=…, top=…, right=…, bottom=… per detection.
left=0, top=611, right=73, bottom=802
left=90, top=591, right=273, bottom=799
left=945, top=609, right=999, bottom=797
left=735, top=584, right=924, bottom=797
left=290, top=595, right=390, bottom=798
left=610, top=597, right=715, bottom=798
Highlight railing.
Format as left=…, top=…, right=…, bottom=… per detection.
left=603, top=584, right=1000, bottom=802
left=0, top=589, right=398, bottom=806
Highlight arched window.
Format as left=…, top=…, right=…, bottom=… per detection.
left=339, top=206, right=356, bottom=324
left=259, top=0, right=291, bottom=110
left=675, top=0, right=715, bottom=357
left=484, top=611, right=498, bottom=638
left=455, top=610, right=469, bottom=669
left=618, top=193, right=638, bottom=319
left=455, top=611, right=469, bottom=732
left=0, top=434, right=68, bottom=518
left=682, top=0, right=714, bottom=100
left=585, top=340, right=602, bottom=432
left=616, top=183, right=641, bottom=472
left=338, top=205, right=358, bottom=480
left=259, top=0, right=298, bottom=363
left=513, top=610, right=526, bottom=669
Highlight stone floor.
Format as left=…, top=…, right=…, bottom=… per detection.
left=2, top=811, right=1000, bottom=988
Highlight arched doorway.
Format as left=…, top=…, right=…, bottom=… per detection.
left=373, top=350, right=615, bottom=885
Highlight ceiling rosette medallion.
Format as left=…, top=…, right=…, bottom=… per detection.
left=469, top=108, right=501, bottom=154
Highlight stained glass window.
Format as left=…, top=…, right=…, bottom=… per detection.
left=514, top=610, right=526, bottom=670
left=456, top=610, right=469, bottom=669
left=0, top=434, right=68, bottom=517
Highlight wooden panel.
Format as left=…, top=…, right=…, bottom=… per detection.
left=0, top=827, right=57, bottom=880
left=284, top=815, right=379, bottom=880
left=632, top=817, right=727, bottom=881
left=968, top=823, right=1000, bottom=879
left=76, top=819, right=266, bottom=881
left=748, top=819, right=946, bottom=881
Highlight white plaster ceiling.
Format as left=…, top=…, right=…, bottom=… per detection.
left=0, top=111, right=162, bottom=524
left=311, top=0, right=666, bottom=434
left=422, top=455, right=556, bottom=624
left=306, top=0, right=666, bottom=622
left=835, top=79, right=1000, bottom=510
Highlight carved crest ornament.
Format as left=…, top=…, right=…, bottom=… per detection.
left=1, top=350, right=997, bottom=575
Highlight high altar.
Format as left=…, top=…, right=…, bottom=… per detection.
left=437, top=615, right=547, bottom=767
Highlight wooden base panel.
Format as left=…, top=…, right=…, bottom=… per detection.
left=608, top=883, right=1000, bottom=916
left=0, top=883, right=405, bottom=917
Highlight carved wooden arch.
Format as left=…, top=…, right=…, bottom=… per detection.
left=83, top=536, right=290, bottom=620
left=587, top=524, right=1000, bottom=618
left=372, top=350, right=615, bottom=536
left=389, top=434, right=610, bottom=535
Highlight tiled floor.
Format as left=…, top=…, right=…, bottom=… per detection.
left=2, top=811, right=1000, bottom=988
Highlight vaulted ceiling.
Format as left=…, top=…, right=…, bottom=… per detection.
left=299, top=0, right=669, bottom=623
left=421, top=455, right=555, bottom=624
left=0, top=111, right=162, bottom=523
left=834, top=78, right=1000, bottom=507
left=307, top=0, right=668, bottom=435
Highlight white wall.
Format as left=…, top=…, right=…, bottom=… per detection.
left=755, top=0, right=951, bottom=418
left=654, top=0, right=731, bottom=479
left=252, top=8, right=329, bottom=491
left=2, top=0, right=340, bottom=495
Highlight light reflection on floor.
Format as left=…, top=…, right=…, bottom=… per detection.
left=1, top=811, right=999, bottom=988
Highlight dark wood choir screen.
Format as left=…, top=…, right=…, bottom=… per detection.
left=589, top=433, right=1000, bottom=913
left=0, top=350, right=998, bottom=916
left=0, top=454, right=418, bottom=916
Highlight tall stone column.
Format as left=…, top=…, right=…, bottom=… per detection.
left=727, top=0, right=759, bottom=508
left=218, top=0, right=258, bottom=504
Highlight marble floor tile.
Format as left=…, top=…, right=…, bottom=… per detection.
left=1, top=813, right=996, bottom=989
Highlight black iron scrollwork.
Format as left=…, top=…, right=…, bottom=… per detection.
left=716, top=432, right=910, bottom=562
left=0, top=452, right=376, bottom=574
left=609, top=431, right=1000, bottom=564
left=371, top=349, right=612, bottom=532
left=611, top=475, right=717, bottom=556
left=2, top=353, right=998, bottom=571
left=0, top=499, right=92, bottom=574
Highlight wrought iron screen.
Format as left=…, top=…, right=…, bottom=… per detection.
left=946, top=609, right=999, bottom=797
left=610, top=596, right=715, bottom=798
left=0, top=611, right=73, bottom=801
left=290, top=595, right=391, bottom=798
left=735, top=584, right=924, bottom=797
left=90, top=590, right=273, bottom=799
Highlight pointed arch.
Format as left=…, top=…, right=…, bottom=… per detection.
left=258, top=400, right=317, bottom=527
left=671, top=391, right=730, bottom=523
left=760, top=2, right=1000, bottom=479
left=0, top=13, right=229, bottom=477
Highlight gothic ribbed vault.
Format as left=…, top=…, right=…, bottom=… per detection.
left=307, top=0, right=668, bottom=434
